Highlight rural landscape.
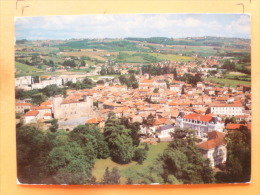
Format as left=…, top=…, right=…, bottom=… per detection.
left=15, top=14, right=251, bottom=185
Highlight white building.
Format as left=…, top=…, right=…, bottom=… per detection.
left=210, top=103, right=244, bottom=117
left=175, top=111, right=224, bottom=138
left=198, top=131, right=227, bottom=167
left=24, top=110, right=39, bottom=124
left=156, top=124, right=174, bottom=138
left=15, top=76, right=32, bottom=87
left=15, top=102, right=32, bottom=113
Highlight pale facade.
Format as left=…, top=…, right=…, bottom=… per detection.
left=53, top=95, right=93, bottom=119
left=210, top=104, right=243, bottom=117
left=15, top=103, right=32, bottom=113
left=175, top=111, right=224, bottom=138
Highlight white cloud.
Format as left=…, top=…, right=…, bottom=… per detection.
left=225, top=15, right=250, bottom=34
left=15, top=14, right=251, bottom=39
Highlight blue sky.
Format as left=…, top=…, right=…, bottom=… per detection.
left=15, top=14, right=251, bottom=40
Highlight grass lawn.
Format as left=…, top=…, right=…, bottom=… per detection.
left=15, top=61, right=41, bottom=72
left=206, top=77, right=251, bottom=87
left=92, top=142, right=168, bottom=184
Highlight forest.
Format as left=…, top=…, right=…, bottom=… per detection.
left=16, top=113, right=250, bottom=184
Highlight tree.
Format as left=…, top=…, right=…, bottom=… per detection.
left=49, top=142, right=93, bottom=184
left=80, top=60, right=86, bottom=67
left=101, top=167, right=121, bottom=184
left=144, top=143, right=150, bottom=151
left=153, top=88, right=159, bottom=93
left=49, top=119, right=59, bottom=132
left=225, top=126, right=251, bottom=183
left=104, top=113, right=135, bottom=164
left=230, top=116, right=237, bottom=124
left=97, top=80, right=105, bottom=85
left=70, top=125, right=109, bottom=159
left=82, top=77, right=94, bottom=88
left=100, top=67, right=106, bottom=75
left=222, top=60, right=236, bottom=71
left=141, top=128, right=215, bottom=184
left=132, top=81, right=139, bottom=89
left=49, top=60, right=54, bottom=67
left=122, top=120, right=141, bottom=146
left=133, top=148, right=147, bottom=164
left=41, top=84, right=64, bottom=97
left=173, top=68, right=178, bottom=79
left=145, top=113, right=155, bottom=128
left=16, top=125, right=52, bottom=184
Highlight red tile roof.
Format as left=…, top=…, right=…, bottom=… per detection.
left=40, top=101, right=52, bottom=106
left=140, top=79, right=155, bottom=83
left=184, top=113, right=213, bottom=122
left=31, top=106, right=52, bottom=110
left=15, top=103, right=32, bottom=106
left=226, top=124, right=251, bottom=130
left=44, top=113, right=52, bottom=116
left=198, top=131, right=226, bottom=150
left=86, top=117, right=103, bottom=124
left=25, top=110, right=39, bottom=117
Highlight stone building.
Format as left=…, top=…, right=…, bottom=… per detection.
left=52, top=95, right=93, bottom=119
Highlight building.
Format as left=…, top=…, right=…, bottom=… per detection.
left=52, top=95, right=93, bottom=119
left=198, top=131, right=227, bottom=167
left=85, top=117, right=105, bottom=129
left=15, top=102, right=32, bottom=113
left=175, top=111, right=224, bottom=138
left=209, top=103, right=244, bottom=117
left=226, top=123, right=251, bottom=131
left=156, top=124, right=174, bottom=138
left=24, top=110, right=39, bottom=124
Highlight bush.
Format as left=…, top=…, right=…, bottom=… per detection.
left=133, top=148, right=147, bottom=164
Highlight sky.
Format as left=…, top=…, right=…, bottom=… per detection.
left=15, top=14, right=251, bottom=40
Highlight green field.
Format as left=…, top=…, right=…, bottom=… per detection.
left=88, top=74, right=120, bottom=80
left=115, top=51, right=195, bottom=63
left=15, top=61, right=41, bottom=72
left=92, top=142, right=168, bottom=184
left=206, top=77, right=251, bottom=87
left=148, top=53, right=195, bottom=62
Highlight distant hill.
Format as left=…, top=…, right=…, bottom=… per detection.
left=125, top=37, right=250, bottom=48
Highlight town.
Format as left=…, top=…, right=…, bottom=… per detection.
left=15, top=36, right=251, bottom=185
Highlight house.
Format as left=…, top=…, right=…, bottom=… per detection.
left=24, top=110, right=39, bottom=124
left=198, top=131, right=227, bottom=167
left=156, top=124, right=174, bottom=138
left=31, top=106, right=52, bottom=118
left=175, top=111, right=224, bottom=138
left=43, top=113, right=52, bottom=120
left=15, top=102, right=32, bottom=113
left=85, top=117, right=105, bottom=129
left=209, top=103, right=244, bottom=117
left=170, top=85, right=181, bottom=92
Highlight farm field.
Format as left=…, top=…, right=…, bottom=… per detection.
left=62, top=51, right=117, bottom=61
left=92, top=142, right=168, bottom=184
left=117, top=51, right=195, bottom=63
left=148, top=53, right=195, bottom=62
left=15, top=61, right=42, bottom=72
left=206, top=77, right=251, bottom=87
